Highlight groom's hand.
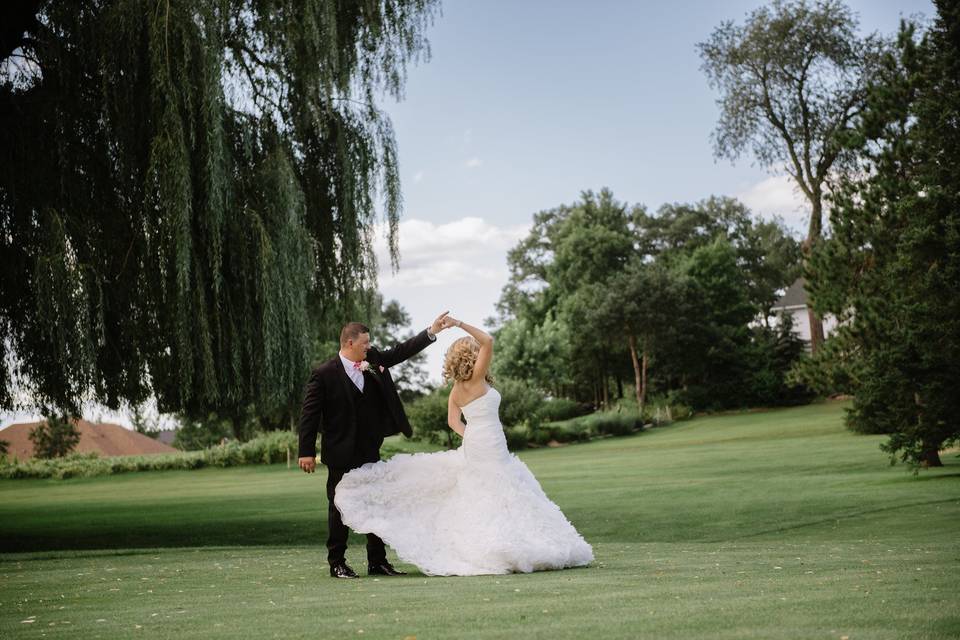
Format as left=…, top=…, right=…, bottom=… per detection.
left=298, top=457, right=316, bottom=473
left=429, top=310, right=450, bottom=335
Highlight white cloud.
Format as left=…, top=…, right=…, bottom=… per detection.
left=738, top=174, right=809, bottom=235
left=372, top=216, right=529, bottom=382
left=375, top=217, right=528, bottom=287
left=465, top=157, right=483, bottom=169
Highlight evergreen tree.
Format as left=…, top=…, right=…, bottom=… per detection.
left=799, top=5, right=960, bottom=469
left=744, top=312, right=812, bottom=407
left=0, top=1, right=438, bottom=421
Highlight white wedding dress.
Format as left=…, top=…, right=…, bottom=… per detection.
left=334, top=387, right=594, bottom=576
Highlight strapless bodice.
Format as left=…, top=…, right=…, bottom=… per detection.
left=460, top=386, right=501, bottom=423
left=460, top=387, right=508, bottom=464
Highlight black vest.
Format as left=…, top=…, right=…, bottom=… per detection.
left=351, top=374, right=389, bottom=464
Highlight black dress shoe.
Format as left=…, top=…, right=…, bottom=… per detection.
left=330, top=563, right=359, bottom=579
left=368, top=562, right=406, bottom=576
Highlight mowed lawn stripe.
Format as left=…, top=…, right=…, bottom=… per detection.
left=1, top=400, right=958, bottom=638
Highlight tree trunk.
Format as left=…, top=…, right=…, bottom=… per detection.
left=628, top=334, right=643, bottom=416
left=919, top=447, right=943, bottom=467
left=807, top=306, right=825, bottom=353
left=641, top=348, right=648, bottom=417
left=802, top=196, right=826, bottom=354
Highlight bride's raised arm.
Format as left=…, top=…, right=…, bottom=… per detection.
left=447, top=317, right=494, bottom=383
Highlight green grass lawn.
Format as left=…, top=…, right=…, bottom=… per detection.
left=2, top=400, right=958, bottom=639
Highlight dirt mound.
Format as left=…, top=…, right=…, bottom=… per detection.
left=0, top=419, right=178, bottom=460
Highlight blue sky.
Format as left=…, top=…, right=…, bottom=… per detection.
left=385, top=0, right=931, bottom=227
left=375, top=0, right=934, bottom=384
left=0, top=0, right=934, bottom=429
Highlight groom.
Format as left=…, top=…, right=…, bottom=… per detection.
left=298, top=311, right=451, bottom=579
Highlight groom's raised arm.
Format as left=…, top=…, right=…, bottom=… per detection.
left=297, top=369, right=324, bottom=459
left=369, top=329, right=435, bottom=370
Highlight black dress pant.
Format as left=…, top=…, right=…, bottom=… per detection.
left=326, top=464, right=386, bottom=566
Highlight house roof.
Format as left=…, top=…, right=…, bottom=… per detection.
left=0, top=419, right=179, bottom=460
left=772, top=277, right=808, bottom=309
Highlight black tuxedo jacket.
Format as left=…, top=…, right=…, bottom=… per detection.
left=297, top=329, right=434, bottom=467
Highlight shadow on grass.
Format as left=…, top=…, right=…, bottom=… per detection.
left=0, top=488, right=341, bottom=554
left=707, top=496, right=960, bottom=543
left=912, top=471, right=960, bottom=481
left=0, top=516, right=334, bottom=553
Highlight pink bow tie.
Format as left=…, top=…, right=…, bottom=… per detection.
left=352, top=361, right=362, bottom=369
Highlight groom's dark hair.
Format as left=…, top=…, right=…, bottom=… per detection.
left=340, top=322, right=370, bottom=345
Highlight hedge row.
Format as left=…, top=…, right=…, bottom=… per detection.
left=506, top=402, right=695, bottom=450
left=0, top=431, right=419, bottom=480
left=503, top=411, right=644, bottom=450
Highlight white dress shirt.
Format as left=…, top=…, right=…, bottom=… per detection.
left=339, top=352, right=364, bottom=392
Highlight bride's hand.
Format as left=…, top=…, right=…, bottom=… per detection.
left=441, top=315, right=461, bottom=330
left=429, top=310, right=450, bottom=334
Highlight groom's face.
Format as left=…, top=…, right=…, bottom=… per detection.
left=345, top=332, right=371, bottom=361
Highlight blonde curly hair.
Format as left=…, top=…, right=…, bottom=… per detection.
left=442, top=336, right=494, bottom=384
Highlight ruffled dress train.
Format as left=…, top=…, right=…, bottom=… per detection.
left=334, top=387, right=593, bottom=576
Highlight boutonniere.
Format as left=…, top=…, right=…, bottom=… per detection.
left=354, top=360, right=385, bottom=374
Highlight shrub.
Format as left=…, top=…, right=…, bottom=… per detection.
left=588, top=413, right=641, bottom=436
left=536, top=397, right=592, bottom=423
left=29, top=415, right=80, bottom=458
left=549, top=420, right=594, bottom=442
left=409, top=380, right=548, bottom=449
left=174, top=414, right=234, bottom=450
left=640, top=400, right=695, bottom=426
left=610, top=391, right=694, bottom=427
left=530, top=418, right=593, bottom=445
left=504, top=424, right=529, bottom=451
left=496, top=378, right=545, bottom=429
left=0, top=431, right=298, bottom=479
left=407, top=385, right=456, bottom=447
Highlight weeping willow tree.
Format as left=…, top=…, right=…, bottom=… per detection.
left=0, top=0, right=439, bottom=423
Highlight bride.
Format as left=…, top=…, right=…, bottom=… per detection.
left=334, top=315, right=594, bottom=576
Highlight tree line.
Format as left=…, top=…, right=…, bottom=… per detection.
left=1, top=0, right=956, bottom=470
left=491, top=191, right=809, bottom=415
left=426, top=0, right=960, bottom=470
